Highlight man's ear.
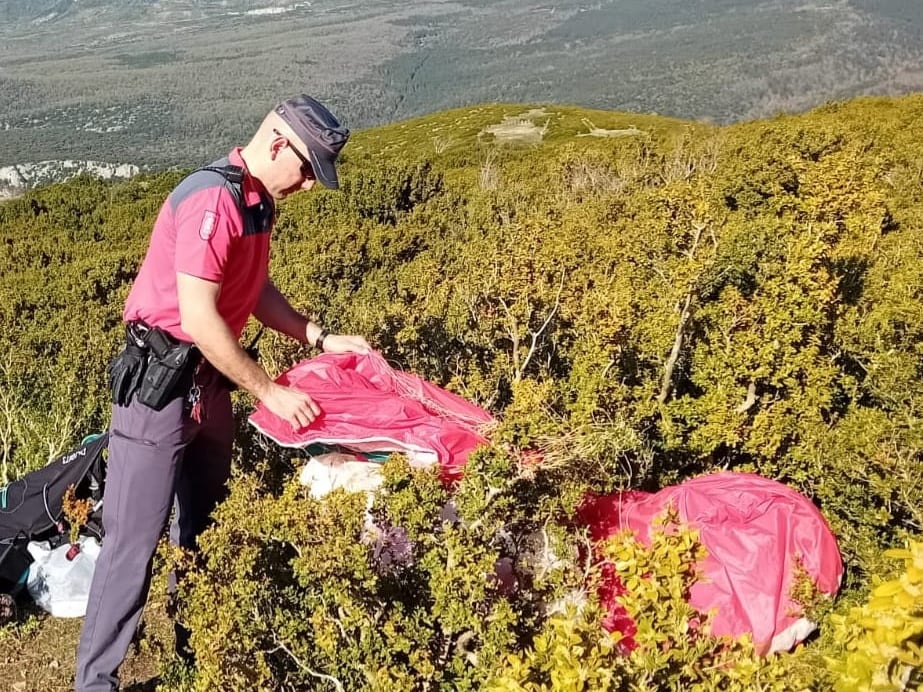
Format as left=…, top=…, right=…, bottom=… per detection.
left=269, top=134, right=286, bottom=160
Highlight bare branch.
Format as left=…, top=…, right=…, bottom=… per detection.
left=498, top=296, right=521, bottom=376
left=735, top=380, right=758, bottom=413
left=684, top=222, right=705, bottom=259
left=271, top=637, right=345, bottom=692
left=318, top=596, right=348, bottom=639
left=657, top=293, right=694, bottom=404
left=651, top=264, right=669, bottom=283
left=515, top=272, right=565, bottom=382
left=454, top=630, right=476, bottom=657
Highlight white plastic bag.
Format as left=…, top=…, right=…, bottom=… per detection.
left=299, top=453, right=384, bottom=499
left=26, top=536, right=100, bottom=617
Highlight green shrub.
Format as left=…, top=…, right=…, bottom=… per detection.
left=489, top=511, right=795, bottom=691
left=2, top=95, right=923, bottom=686
left=826, top=542, right=923, bottom=691
left=177, top=450, right=590, bottom=691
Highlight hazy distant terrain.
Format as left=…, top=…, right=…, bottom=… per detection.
left=1, top=0, right=921, bottom=172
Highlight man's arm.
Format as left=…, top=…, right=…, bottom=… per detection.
left=253, top=280, right=371, bottom=354
left=253, top=280, right=321, bottom=345
left=177, top=273, right=321, bottom=428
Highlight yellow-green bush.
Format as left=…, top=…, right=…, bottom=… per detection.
left=827, top=542, right=923, bottom=691
left=176, top=448, right=594, bottom=691
left=489, top=512, right=796, bottom=692
left=2, top=96, right=923, bottom=685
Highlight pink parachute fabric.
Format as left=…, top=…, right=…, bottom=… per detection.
left=248, top=351, right=493, bottom=480
left=578, top=472, right=843, bottom=655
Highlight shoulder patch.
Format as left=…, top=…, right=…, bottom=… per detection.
left=199, top=210, right=218, bottom=240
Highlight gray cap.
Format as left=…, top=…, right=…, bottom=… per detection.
left=275, top=95, right=350, bottom=189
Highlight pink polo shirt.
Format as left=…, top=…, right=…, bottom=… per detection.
left=123, top=148, right=274, bottom=341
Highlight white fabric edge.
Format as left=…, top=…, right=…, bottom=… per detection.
left=247, top=419, right=439, bottom=464
left=768, top=617, right=816, bottom=654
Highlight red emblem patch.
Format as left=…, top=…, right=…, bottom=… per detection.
left=199, top=210, right=218, bottom=240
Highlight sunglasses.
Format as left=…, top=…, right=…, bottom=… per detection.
left=273, top=128, right=315, bottom=179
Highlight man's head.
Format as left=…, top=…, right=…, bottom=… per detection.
left=243, top=95, right=350, bottom=200
left=274, top=95, right=349, bottom=189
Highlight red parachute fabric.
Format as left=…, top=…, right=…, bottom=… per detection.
left=248, top=352, right=493, bottom=480
left=578, top=472, right=843, bottom=655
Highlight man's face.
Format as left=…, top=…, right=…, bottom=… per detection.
left=272, top=129, right=318, bottom=199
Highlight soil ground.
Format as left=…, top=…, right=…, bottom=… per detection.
left=0, top=567, right=175, bottom=692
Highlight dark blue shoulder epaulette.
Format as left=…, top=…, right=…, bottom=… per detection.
left=195, top=165, right=245, bottom=211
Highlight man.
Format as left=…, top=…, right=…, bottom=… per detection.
left=75, top=94, right=370, bottom=692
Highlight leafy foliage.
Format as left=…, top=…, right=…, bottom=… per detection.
left=1, top=95, right=923, bottom=686
left=489, top=513, right=795, bottom=691
left=826, top=542, right=923, bottom=691
left=177, top=451, right=586, bottom=691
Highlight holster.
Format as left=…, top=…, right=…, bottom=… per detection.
left=109, top=323, right=199, bottom=411
left=136, top=327, right=198, bottom=411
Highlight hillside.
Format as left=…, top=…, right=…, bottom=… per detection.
left=2, top=0, right=922, bottom=174
left=1, top=95, right=922, bottom=689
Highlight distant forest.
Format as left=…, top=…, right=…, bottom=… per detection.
left=1, top=0, right=922, bottom=170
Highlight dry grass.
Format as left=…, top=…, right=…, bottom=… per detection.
left=531, top=421, right=654, bottom=489
left=0, top=567, right=175, bottom=691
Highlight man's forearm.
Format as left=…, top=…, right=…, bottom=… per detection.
left=253, top=282, right=323, bottom=346
left=185, top=310, right=275, bottom=398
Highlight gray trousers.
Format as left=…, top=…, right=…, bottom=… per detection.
left=75, top=375, right=233, bottom=692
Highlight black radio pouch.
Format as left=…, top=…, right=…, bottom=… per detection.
left=136, top=328, right=197, bottom=411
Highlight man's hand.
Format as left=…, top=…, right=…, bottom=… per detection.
left=260, top=382, right=322, bottom=430
left=321, top=334, right=371, bottom=354
left=259, top=332, right=369, bottom=430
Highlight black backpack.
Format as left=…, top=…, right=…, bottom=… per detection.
left=0, top=433, right=108, bottom=593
